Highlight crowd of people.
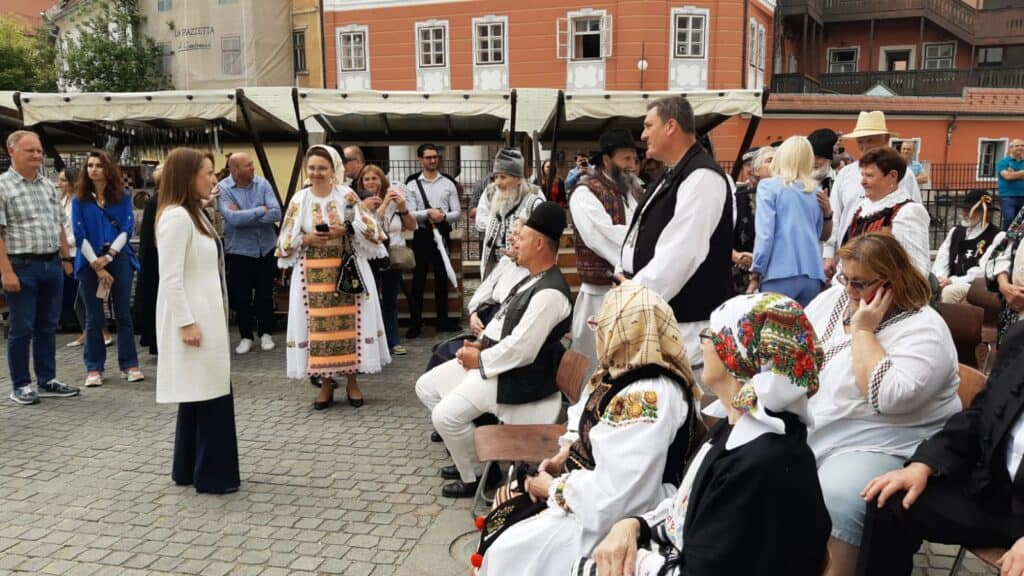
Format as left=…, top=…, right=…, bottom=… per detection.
left=4, top=90, right=1024, bottom=575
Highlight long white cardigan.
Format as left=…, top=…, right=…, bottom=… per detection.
left=155, top=206, right=231, bottom=404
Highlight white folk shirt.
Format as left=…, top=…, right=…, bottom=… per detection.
left=570, top=174, right=637, bottom=296
left=478, top=275, right=572, bottom=379
left=831, top=187, right=932, bottom=278
left=803, top=285, right=962, bottom=464
left=931, top=223, right=1005, bottom=285
left=619, top=168, right=727, bottom=369
left=467, top=255, right=529, bottom=314
left=1008, top=413, right=1024, bottom=480
left=824, top=162, right=922, bottom=260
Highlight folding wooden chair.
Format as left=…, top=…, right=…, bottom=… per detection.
left=966, top=278, right=1000, bottom=373
left=935, top=302, right=985, bottom=369
left=469, top=350, right=589, bottom=517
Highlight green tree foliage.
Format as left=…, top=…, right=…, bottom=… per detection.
left=0, top=17, right=58, bottom=91
left=60, top=0, right=170, bottom=92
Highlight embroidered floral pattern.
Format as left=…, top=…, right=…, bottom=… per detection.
left=601, top=389, right=659, bottom=426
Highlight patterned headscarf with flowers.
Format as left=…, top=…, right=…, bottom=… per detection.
left=705, top=293, right=823, bottom=435
left=589, top=280, right=700, bottom=402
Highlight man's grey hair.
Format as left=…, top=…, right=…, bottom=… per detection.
left=343, top=145, right=364, bottom=163
left=646, top=96, right=695, bottom=135
left=751, top=146, right=775, bottom=173
left=6, top=130, right=39, bottom=151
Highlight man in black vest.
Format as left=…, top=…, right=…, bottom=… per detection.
left=415, top=202, right=572, bottom=497
left=932, top=189, right=1003, bottom=304
left=619, top=95, right=733, bottom=383
left=857, top=320, right=1024, bottom=575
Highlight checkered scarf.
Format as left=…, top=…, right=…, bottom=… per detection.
left=588, top=280, right=699, bottom=401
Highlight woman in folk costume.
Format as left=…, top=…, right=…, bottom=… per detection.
left=477, top=281, right=701, bottom=576
left=277, top=145, right=390, bottom=410
left=577, top=293, right=831, bottom=576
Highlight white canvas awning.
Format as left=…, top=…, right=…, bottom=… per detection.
left=294, top=89, right=517, bottom=143
left=540, top=89, right=764, bottom=141
left=18, top=90, right=238, bottom=126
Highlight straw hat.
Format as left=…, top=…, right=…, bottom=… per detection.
left=841, top=111, right=897, bottom=139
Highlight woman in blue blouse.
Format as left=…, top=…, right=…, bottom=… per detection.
left=747, top=136, right=829, bottom=307
left=72, top=149, right=143, bottom=387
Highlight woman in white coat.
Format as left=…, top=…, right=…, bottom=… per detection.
left=155, top=147, right=239, bottom=494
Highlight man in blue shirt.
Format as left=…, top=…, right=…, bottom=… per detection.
left=564, top=152, right=590, bottom=190
left=997, top=139, right=1024, bottom=229
left=218, top=153, right=282, bottom=354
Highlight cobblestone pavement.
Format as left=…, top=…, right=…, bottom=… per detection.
left=0, top=329, right=998, bottom=575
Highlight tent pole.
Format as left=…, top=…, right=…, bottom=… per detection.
left=731, top=90, right=770, bottom=181
left=285, top=87, right=308, bottom=208
left=508, top=89, right=517, bottom=148
left=13, top=92, right=65, bottom=172
left=546, top=90, right=564, bottom=194
left=236, top=89, right=279, bottom=198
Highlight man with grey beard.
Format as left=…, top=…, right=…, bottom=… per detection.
left=568, top=128, right=641, bottom=369
left=475, top=148, right=545, bottom=279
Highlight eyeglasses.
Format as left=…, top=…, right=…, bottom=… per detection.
left=835, top=273, right=882, bottom=292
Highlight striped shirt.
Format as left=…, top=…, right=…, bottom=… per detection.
left=0, top=168, right=65, bottom=255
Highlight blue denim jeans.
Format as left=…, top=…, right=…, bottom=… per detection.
left=380, top=268, right=402, bottom=349
left=1000, top=196, right=1024, bottom=230
left=760, top=275, right=825, bottom=308
left=78, top=253, right=138, bottom=373
left=6, top=255, right=63, bottom=391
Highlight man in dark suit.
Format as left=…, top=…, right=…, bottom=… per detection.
left=857, top=320, right=1024, bottom=576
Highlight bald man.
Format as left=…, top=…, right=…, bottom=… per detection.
left=217, top=153, right=282, bottom=355
left=342, top=145, right=366, bottom=189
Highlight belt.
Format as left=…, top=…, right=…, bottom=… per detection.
left=9, top=251, right=59, bottom=261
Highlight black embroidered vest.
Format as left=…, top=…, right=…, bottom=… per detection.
left=949, top=223, right=1000, bottom=277
left=842, top=200, right=911, bottom=246
left=626, top=144, right=734, bottom=323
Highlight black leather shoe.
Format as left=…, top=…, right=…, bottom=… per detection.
left=313, top=397, right=334, bottom=410
left=406, top=327, right=421, bottom=339
left=348, top=395, right=364, bottom=408
left=441, top=479, right=479, bottom=498
left=441, top=465, right=460, bottom=480
left=430, top=430, right=443, bottom=443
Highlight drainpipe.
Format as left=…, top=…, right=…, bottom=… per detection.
left=319, top=0, right=327, bottom=88
left=742, top=0, right=749, bottom=88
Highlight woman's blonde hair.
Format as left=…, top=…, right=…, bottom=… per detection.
left=770, top=136, right=817, bottom=193
left=156, top=147, right=215, bottom=238
left=357, top=164, right=391, bottom=198
left=837, top=232, right=931, bottom=311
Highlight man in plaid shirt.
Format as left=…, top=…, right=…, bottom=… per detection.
left=0, top=131, right=79, bottom=405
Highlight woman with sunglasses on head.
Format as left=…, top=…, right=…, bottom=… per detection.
left=803, top=232, right=961, bottom=576
left=71, top=149, right=142, bottom=387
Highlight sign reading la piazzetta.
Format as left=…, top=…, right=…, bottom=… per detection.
left=174, top=26, right=214, bottom=52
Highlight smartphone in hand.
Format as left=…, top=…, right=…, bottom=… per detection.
left=315, top=223, right=330, bottom=233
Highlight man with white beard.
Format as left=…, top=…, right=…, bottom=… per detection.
left=475, top=148, right=546, bottom=279
left=568, top=128, right=641, bottom=369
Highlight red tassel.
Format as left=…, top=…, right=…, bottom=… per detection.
left=470, top=553, right=483, bottom=568
left=474, top=516, right=486, bottom=530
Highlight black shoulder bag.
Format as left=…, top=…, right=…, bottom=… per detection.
left=415, top=179, right=453, bottom=237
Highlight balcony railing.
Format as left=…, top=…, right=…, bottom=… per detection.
left=772, top=67, right=1024, bottom=96
left=781, top=0, right=1024, bottom=44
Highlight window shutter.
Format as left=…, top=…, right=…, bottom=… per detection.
left=601, top=13, right=613, bottom=57
left=556, top=17, right=568, bottom=60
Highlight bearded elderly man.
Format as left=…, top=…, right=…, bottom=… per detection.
left=475, top=148, right=546, bottom=279
left=569, top=128, right=641, bottom=369
left=416, top=202, right=572, bottom=498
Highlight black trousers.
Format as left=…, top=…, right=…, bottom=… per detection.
left=857, top=475, right=1014, bottom=576
left=410, top=229, right=450, bottom=329
left=226, top=253, right=277, bottom=340
left=172, top=392, right=240, bottom=494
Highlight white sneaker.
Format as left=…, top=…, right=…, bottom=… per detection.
left=259, top=334, right=275, bottom=351
left=83, top=372, right=103, bottom=387
left=235, top=338, right=254, bottom=355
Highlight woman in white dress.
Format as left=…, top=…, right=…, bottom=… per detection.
left=155, top=148, right=238, bottom=494
left=277, top=145, right=390, bottom=410
left=477, top=281, right=700, bottom=576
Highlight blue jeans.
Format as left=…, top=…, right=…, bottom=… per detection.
left=1000, top=196, right=1024, bottom=230
left=380, top=268, right=402, bottom=349
left=760, top=275, right=825, bottom=308
left=78, top=253, right=138, bottom=373
left=6, top=255, right=63, bottom=391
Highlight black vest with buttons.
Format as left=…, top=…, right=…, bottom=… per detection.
left=948, top=223, right=1000, bottom=277
left=495, top=266, right=572, bottom=405
left=626, top=143, right=734, bottom=323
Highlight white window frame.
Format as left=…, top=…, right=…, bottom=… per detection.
left=557, top=9, right=611, bottom=61
left=672, top=9, right=707, bottom=60
left=415, top=20, right=449, bottom=69
left=922, top=41, right=956, bottom=70
left=827, top=46, right=859, bottom=73
left=472, top=15, right=507, bottom=66
left=337, top=26, right=368, bottom=73
left=879, top=45, right=916, bottom=71
left=978, top=138, right=1009, bottom=181
left=890, top=137, right=922, bottom=161
left=221, top=35, right=242, bottom=76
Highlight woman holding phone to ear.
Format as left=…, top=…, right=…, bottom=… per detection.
left=802, top=232, right=961, bottom=576
left=155, top=147, right=239, bottom=494
left=71, top=149, right=142, bottom=388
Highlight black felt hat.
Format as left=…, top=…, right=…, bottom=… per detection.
left=590, top=128, right=639, bottom=167
left=525, top=201, right=567, bottom=243
left=807, top=129, right=840, bottom=160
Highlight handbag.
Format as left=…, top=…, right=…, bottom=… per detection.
left=335, top=229, right=366, bottom=295
left=388, top=244, right=416, bottom=271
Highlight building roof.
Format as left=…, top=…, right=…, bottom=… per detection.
left=766, top=88, right=1024, bottom=117
left=2, top=0, right=59, bottom=30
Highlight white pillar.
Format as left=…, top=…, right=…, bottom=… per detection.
left=388, top=145, right=417, bottom=184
